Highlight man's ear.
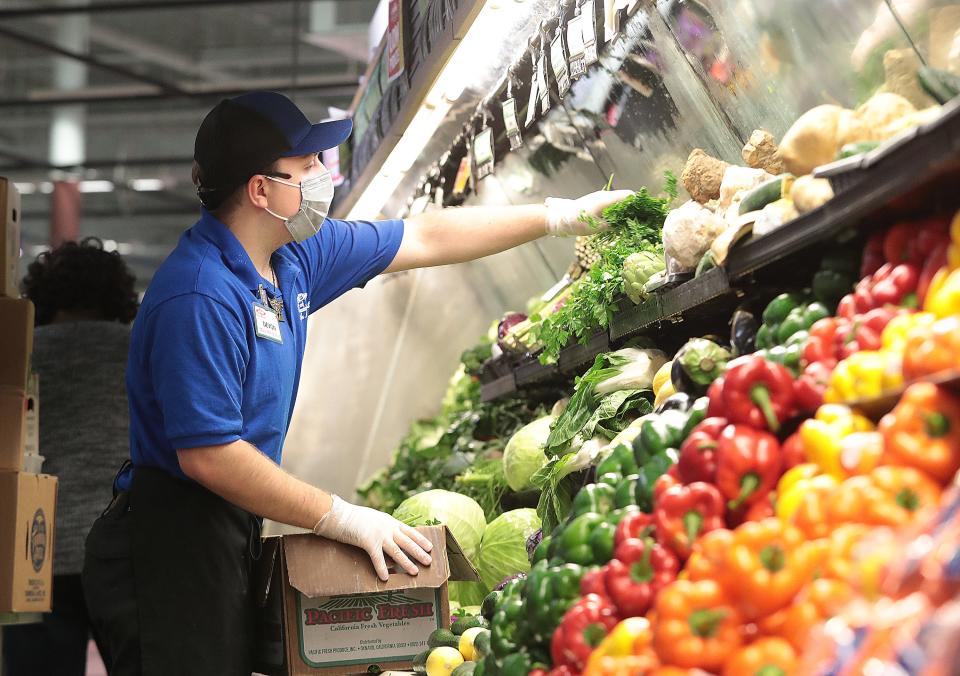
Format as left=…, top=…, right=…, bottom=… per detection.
left=245, top=175, right=269, bottom=209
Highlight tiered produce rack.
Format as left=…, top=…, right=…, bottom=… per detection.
left=480, top=98, right=960, bottom=403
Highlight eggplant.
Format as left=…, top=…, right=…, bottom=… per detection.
left=671, top=338, right=731, bottom=397
left=655, top=392, right=693, bottom=414
left=730, top=309, right=760, bottom=357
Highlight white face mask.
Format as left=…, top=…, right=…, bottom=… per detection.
left=264, top=168, right=335, bottom=242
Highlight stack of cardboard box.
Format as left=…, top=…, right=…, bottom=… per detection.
left=0, top=178, right=58, bottom=614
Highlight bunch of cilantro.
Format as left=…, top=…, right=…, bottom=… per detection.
left=531, top=174, right=677, bottom=364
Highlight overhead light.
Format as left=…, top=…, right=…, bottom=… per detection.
left=344, top=0, right=531, bottom=219
left=103, top=239, right=118, bottom=252
left=79, top=180, right=114, bottom=193
left=13, top=183, right=36, bottom=195
left=129, top=178, right=165, bottom=192
left=39, top=182, right=54, bottom=194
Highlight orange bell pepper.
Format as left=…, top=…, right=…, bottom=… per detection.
left=902, top=316, right=960, bottom=379
left=878, top=382, right=960, bottom=483
left=787, top=475, right=840, bottom=540
left=819, top=524, right=870, bottom=582
left=651, top=668, right=712, bottom=676
left=721, top=637, right=797, bottom=676
left=652, top=579, right=742, bottom=671
left=757, top=578, right=854, bottom=652
left=867, top=465, right=941, bottom=526
left=685, top=528, right=735, bottom=583
left=827, top=468, right=940, bottom=528
left=720, top=518, right=817, bottom=620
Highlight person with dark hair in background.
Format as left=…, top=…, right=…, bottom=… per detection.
left=2, top=237, right=138, bottom=676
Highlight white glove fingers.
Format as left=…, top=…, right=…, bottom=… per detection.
left=395, top=530, right=432, bottom=566
left=367, top=545, right=391, bottom=582
left=385, top=540, right=419, bottom=576
left=401, top=524, right=434, bottom=553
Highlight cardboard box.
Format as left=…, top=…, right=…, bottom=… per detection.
left=0, top=178, right=20, bottom=298
left=0, top=376, right=37, bottom=470
left=255, top=526, right=480, bottom=675
left=0, top=472, right=57, bottom=613
left=0, top=297, right=33, bottom=390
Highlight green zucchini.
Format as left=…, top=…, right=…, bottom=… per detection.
left=837, top=141, right=880, bottom=159
left=695, top=250, right=717, bottom=277
left=739, top=174, right=794, bottom=215
left=452, top=663, right=477, bottom=676
left=428, top=628, right=460, bottom=650
left=918, top=66, right=960, bottom=105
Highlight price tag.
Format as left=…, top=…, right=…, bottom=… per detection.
left=524, top=55, right=540, bottom=128
left=567, top=15, right=586, bottom=80
left=551, top=29, right=571, bottom=98
left=452, top=155, right=471, bottom=196
left=582, top=0, right=598, bottom=65
left=537, top=48, right=551, bottom=114
left=473, top=127, right=494, bottom=180
left=502, top=97, right=523, bottom=150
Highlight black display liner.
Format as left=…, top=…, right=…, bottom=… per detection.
left=479, top=100, right=960, bottom=402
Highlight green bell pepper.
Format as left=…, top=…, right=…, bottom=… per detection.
left=523, top=561, right=584, bottom=646
left=632, top=410, right=688, bottom=466
left=813, top=269, right=855, bottom=309
left=762, top=292, right=805, bottom=326
left=755, top=323, right=774, bottom=350
left=499, top=653, right=531, bottom=676
left=490, top=578, right=526, bottom=658
left=635, top=448, right=679, bottom=512
left=554, top=512, right=604, bottom=565
left=597, top=472, right=622, bottom=487
left=570, top=482, right=616, bottom=518
left=532, top=535, right=552, bottom=564
left=588, top=518, right=617, bottom=564
left=775, top=302, right=830, bottom=344
left=681, top=396, right=710, bottom=439
left=614, top=474, right=640, bottom=509
left=595, top=443, right=638, bottom=480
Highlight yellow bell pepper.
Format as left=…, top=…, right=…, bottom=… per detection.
left=652, top=360, right=672, bottom=395
left=824, top=351, right=903, bottom=404
left=881, top=312, right=937, bottom=354
left=775, top=463, right=822, bottom=522
left=799, top=405, right=874, bottom=479
left=924, top=267, right=960, bottom=318
left=585, top=617, right=652, bottom=666
left=777, top=473, right=839, bottom=527
left=950, top=209, right=960, bottom=250
left=949, top=245, right=960, bottom=271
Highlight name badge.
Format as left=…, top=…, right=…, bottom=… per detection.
left=253, top=303, right=283, bottom=344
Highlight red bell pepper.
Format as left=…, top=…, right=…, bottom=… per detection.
left=707, top=377, right=726, bottom=418
left=654, top=482, right=726, bottom=559
left=835, top=306, right=898, bottom=358
left=883, top=222, right=915, bottom=265
left=911, top=218, right=951, bottom=261
left=654, top=472, right=681, bottom=501
left=715, top=424, right=781, bottom=510
left=677, top=417, right=728, bottom=484
left=871, top=263, right=920, bottom=307
left=837, top=293, right=858, bottom=320
left=861, top=230, right=886, bottom=278
left=794, top=361, right=832, bottom=411
left=614, top=512, right=654, bottom=548
left=802, top=317, right=845, bottom=369
left=721, top=356, right=796, bottom=433
left=551, top=594, right=620, bottom=671
left=726, top=492, right=775, bottom=529
left=580, top=567, right=609, bottom=599
left=780, top=432, right=806, bottom=471
left=919, top=242, right=949, bottom=304
left=602, top=538, right=679, bottom=619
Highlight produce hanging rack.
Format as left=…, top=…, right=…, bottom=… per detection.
left=480, top=98, right=960, bottom=402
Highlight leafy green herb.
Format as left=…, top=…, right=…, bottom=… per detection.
left=531, top=178, right=675, bottom=363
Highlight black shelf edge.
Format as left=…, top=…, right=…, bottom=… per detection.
left=558, top=330, right=611, bottom=374
left=659, top=267, right=734, bottom=317
left=609, top=295, right=663, bottom=342
left=515, top=357, right=560, bottom=387
left=480, top=373, right=517, bottom=402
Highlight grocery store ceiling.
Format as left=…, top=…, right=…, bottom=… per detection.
left=0, top=0, right=380, bottom=289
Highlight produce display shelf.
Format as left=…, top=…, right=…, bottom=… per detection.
left=479, top=104, right=960, bottom=402
left=726, top=97, right=960, bottom=280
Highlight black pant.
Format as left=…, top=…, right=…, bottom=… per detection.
left=2, top=574, right=108, bottom=676
left=82, top=467, right=261, bottom=676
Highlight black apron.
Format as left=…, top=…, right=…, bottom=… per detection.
left=83, top=465, right=262, bottom=676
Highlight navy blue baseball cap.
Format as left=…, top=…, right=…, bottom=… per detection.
left=194, top=90, right=352, bottom=208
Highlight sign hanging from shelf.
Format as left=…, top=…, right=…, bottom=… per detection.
left=551, top=26, right=571, bottom=98
left=524, top=44, right=541, bottom=128
left=537, top=36, right=551, bottom=114
left=567, top=12, right=586, bottom=80
left=386, top=0, right=405, bottom=82
left=502, top=96, right=523, bottom=150
left=582, top=0, right=599, bottom=65
left=473, top=126, right=494, bottom=180
left=452, top=155, right=471, bottom=197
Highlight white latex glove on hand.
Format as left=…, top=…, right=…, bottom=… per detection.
left=544, top=189, right=635, bottom=237
left=313, top=495, right=433, bottom=581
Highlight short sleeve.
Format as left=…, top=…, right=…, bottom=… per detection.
left=286, top=217, right=405, bottom=311
left=149, top=294, right=249, bottom=449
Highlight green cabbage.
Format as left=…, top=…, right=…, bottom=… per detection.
left=392, top=489, right=486, bottom=562
left=449, top=581, right=488, bottom=608
left=502, top=416, right=554, bottom=491
left=476, top=509, right=541, bottom=590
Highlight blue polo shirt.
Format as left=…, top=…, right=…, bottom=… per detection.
left=118, top=209, right=404, bottom=489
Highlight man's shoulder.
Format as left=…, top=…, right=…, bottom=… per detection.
left=142, top=239, right=247, bottom=316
